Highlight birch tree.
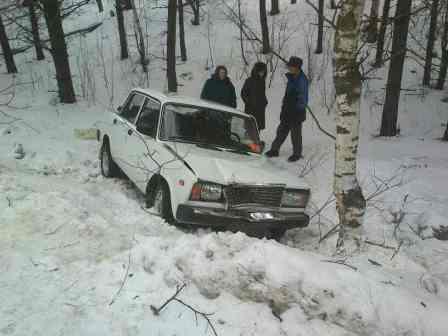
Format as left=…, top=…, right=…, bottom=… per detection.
left=333, top=0, right=367, bottom=247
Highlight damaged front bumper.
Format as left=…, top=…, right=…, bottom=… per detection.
left=176, top=203, right=309, bottom=234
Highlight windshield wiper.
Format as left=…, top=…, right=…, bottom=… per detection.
left=165, top=136, right=197, bottom=143
left=195, top=143, right=223, bottom=151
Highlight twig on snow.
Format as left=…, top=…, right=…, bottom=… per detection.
left=109, top=251, right=132, bottom=306
left=150, top=283, right=218, bottom=336
left=321, top=259, right=358, bottom=271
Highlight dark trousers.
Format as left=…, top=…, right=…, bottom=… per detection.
left=271, top=121, right=303, bottom=156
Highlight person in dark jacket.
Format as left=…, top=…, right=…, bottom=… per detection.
left=265, top=56, right=309, bottom=162
left=241, top=62, right=268, bottom=130
left=200, top=66, right=237, bottom=108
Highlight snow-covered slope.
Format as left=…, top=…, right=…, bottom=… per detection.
left=1, top=0, right=447, bottom=335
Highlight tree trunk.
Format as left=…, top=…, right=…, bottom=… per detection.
left=131, top=0, right=148, bottom=73
left=116, top=0, right=129, bottom=60
left=436, top=4, right=448, bottom=90
left=330, top=0, right=337, bottom=9
left=96, top=0, right=104, bottom=12
left=0, top=14, right=17, bottom=74
left=122, top=0, right=132, bottom=10
left=188, top=0, right=200, bottom=26
left=423, top=0, right=439, bottom=86
left=259, top=0, right=270, bottom=54
left=29, top=1, right=45, bottom=61
left=42, top=0, right=76, bottom=103
left=380, top=0, right=412, bottom=136
left=178, top=0, right=187, bottom=61
left=316, top=0, right=324, bottom=54
left=366, top=0, right=380, bottom=43
left=374, top=0, right=391, bottom=67
left=333, top=0, right=366, bottom=246
left=270, top=0, right=280, bottom=15
left=167, top=0, right=178, bottom=92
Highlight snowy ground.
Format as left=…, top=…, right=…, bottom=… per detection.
left=1, top=0, right=448, bottom=335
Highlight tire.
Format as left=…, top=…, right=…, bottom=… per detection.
left=148, top=180, right=175, bottom=223
left=100, top=141, right=119, bottom=178
left=269, top=228, right=287, bottom=241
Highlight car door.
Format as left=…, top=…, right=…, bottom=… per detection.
left=113, top=92, right=146, bottom=177
left=124, top=96, right=162, bottom=192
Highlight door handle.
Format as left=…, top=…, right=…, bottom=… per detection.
left=113, top=118, right=117, bottom=125
left=128, top=129, right=133, bottom=136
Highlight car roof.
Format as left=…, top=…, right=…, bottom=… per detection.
left=133, top=88, right=248, bottom=117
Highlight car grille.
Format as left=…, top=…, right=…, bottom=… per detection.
left=224, top=184, right=285, bottom=208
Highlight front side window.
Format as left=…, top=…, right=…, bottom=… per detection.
left=160, top=104, right=261, bottom=153
left=136, top=98, right=161, bottom=138
left=120, top=93, right=145, bottom=124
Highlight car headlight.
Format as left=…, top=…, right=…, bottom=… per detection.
left=281, top=189, right=310, bottom=208
left=190, top=182, right=223, bottom=202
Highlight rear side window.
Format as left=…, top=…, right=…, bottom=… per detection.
left=120, top=93, right=145, bottom=124
left=136, top=98, right=161, bottom=138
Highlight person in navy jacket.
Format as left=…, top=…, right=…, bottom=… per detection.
left=265, top=56, right=309, bottom=162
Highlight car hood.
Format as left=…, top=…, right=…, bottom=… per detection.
left=165, top=142, right=309, bottom=189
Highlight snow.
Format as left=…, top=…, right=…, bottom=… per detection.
left=1, top=0, right=448, bottom=335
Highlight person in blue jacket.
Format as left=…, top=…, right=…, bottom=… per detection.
left=265, top=56, right=309, bottom=162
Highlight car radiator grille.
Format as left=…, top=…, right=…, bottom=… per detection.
left=224, top=185, right=285, bottom=208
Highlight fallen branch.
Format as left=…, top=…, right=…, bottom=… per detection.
left=150, top=284, right=218, bottom=336
left=109, top=252, right=132, bottom=306
left=321, top=259, right=358, bottom=271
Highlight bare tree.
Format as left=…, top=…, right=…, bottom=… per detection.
left=167, top=0, right=177, bottom=92
left=131, top=0, right=148, bottom=73
left=187, top=0, right=200, bottom=26
left=260, top=0, right=270, bottom=53
left=316, top=0, right=324, bottom=54
left=27, top=0, right=45, bottom=60
left=366, top=0, right=380, bottom=43
left=423, top=0, right=439, bottom=86
left=0, top=13, right=17, bottom=73
left=40, top=0, right=76, bottom=103
left=374, top=0, right=391, bottom=67
left=178, top=0, right=187, bottom=61
left=96, top=0, right=104, bottom=12
left=333, top=0, right=367, bottom=247
left=380, top=0, right=412, bottom=136
left=436, top=2, right=448, bottom=89
left=116, top=0, right=129, bottom=60
left=270, top=0, right=280, bottom=15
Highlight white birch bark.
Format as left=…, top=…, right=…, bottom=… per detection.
left=333, top=0, right=367, bottom=248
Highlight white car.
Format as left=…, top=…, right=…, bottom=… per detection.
left=98, top=88, right=310, bottom=238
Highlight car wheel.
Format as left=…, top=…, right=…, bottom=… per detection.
left=150, top=180, right=175, bottom=223
left=269, top=228, right=287, bottom=241
left=100, top=141, right=119, bottom=178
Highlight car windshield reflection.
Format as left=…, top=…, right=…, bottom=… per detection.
left=160, top=103, right=262, bottom=154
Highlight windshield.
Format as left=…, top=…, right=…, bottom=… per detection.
left=160, top=103, right=262, bottom=154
